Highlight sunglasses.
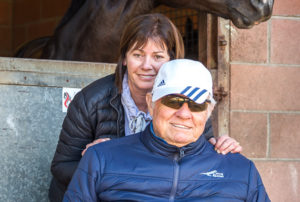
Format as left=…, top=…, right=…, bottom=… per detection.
left=161, top=94, right=210, bottom=112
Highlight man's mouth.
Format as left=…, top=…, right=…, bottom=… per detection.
left=172, top=123, right=191, bottom=130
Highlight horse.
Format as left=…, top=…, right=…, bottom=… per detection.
left=15, top=0, right=274, bottom=63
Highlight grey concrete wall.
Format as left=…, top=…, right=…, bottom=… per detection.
left=0, top=57, right=115, bottom=201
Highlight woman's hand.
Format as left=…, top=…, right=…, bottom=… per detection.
left=208, top=135, right=242, bottom=155
left=81, top=138, right=111, bottom=156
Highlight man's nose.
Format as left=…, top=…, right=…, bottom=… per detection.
left=175, top=103, right=192, bottom=119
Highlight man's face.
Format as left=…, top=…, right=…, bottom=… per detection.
left=147, top=94, right=210, bottom=148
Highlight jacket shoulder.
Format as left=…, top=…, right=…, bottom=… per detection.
left=93, top=133, right=141, bottom=152
left=84, top=74, right=116, bottom=91
left=203, top=143, right=254, bottom=177
left=82, top=74, right=117, bottom=98
left=205, top=142, right=251, bottom=165
left=74, top=74, right=119, bottom=110
left=220, top=152, right=252, bottom=171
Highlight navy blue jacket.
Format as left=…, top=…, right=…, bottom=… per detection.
left=64, top=124, right=270, bottom=201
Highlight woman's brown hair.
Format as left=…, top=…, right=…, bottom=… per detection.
left=115, top=13, right=185, bottom=92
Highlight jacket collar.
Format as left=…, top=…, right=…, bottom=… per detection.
left=140, top=122, right=207, bottom=159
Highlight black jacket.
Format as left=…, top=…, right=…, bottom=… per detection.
left=49, top=74, right=213, bottom=201
left=64, top=124, right=269, bottom=201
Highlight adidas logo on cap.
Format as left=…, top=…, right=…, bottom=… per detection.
left=157, top=79, right=165, bottom=87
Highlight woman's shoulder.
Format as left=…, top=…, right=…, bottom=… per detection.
left=72, top=74, right=120, bottom=110
left=81, top=74, right=118, bottom=98
left=84, top=74, right=116, bottom=92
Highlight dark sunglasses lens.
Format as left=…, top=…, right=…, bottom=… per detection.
left=188, top=102, right=207, bottom=112
left=161, top=96, right=183, bottom=109
left=161, top=95, right=208, bottom=112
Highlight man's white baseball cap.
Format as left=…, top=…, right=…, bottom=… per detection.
left=152, top=59, right=213, bottom=104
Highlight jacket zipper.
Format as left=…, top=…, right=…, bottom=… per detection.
left=110, top=91, right=121, bottom=137
left=169, top=149, right=185, bottom=201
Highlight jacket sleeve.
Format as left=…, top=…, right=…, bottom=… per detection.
left=63, top=147, right=101, bottom=202
left=203, top=117, right=214, bottom=140
left=246, top=161, right=270, bottom=202
left=51, top=90, right=94, bottom=187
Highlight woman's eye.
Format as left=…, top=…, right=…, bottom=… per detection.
left=154, top=55, right=164, bottom=60
left=133, top=53, right=141, bottom=58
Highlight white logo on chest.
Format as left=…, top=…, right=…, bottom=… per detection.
left=200, top=170, right=224, bottom=178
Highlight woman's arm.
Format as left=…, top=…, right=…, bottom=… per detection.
left=51, top=91, right=93, bottom=186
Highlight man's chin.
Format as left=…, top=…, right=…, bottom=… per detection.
left=172, top=134, right=194, bottom=147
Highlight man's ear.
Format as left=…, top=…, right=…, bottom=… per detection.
left=206, top=103, right=215, bottom=121
left=146, top=93, right=154, bottom=116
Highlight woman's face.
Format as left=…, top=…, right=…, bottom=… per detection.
left=124, top=39, right=170, bottom=94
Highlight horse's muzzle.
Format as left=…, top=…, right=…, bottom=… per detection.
left=252, top=0, right=274, bottom=22
left=231, top=0, right=274, bottom=28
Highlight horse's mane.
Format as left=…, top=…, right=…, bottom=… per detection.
left=54, top=0, right=86, bottom=31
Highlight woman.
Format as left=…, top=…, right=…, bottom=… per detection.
left=49, top=13, right=241, bottom=201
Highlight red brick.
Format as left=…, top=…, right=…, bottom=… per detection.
left=0, top=1, right=12, bottom=25
left=230, top=112, right=267, bottom=158
left=270, top=114, right=300, bottom=158
left=0, top=27, right=11, bottom=51
left=14, top=0, right=41, bottom=25
left=231, top=65, right=300, bottom=111
left=41, top=0, right=71, bottom=19
left=27, top=20, right=57, bottom=41
left=273, top=0, right=300, bottom=16
left=271, top=19, right=300, bottom=64
left=255, top=161, right=300, bottom=202
left=231, top=23, right=268, bottom=63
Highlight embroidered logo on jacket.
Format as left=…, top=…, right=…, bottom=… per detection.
left=200, top=170, right=224, bottom=178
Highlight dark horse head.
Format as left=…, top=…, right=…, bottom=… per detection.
left=16, top=0, right=274, bottom=63
left=158, top=0, right=273, bottom=28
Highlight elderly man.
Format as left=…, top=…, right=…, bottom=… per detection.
left=64, top=59, right=269, bottom=201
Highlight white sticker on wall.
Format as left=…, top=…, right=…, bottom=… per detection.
left=62, top=87, right=81, bottom=112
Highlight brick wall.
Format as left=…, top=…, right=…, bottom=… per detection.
left=0, top=0, right=70, bottom=56
left=230, top=0, right=300, bottom=201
